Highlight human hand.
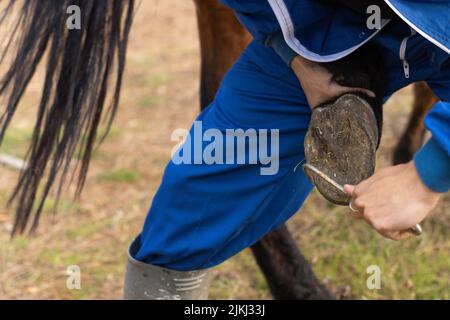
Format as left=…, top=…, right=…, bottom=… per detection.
left=290, top=55, right=375, bottom=109
left=344, top=161, right=441, bottom=240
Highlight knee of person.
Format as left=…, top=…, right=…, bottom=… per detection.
left=135, top=239, right=219, bottom=272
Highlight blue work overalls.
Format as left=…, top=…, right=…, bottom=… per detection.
left=135, top=0, right=450, bottom=270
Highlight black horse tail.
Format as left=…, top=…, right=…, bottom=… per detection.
left=0, top=0, right=135, bottom=235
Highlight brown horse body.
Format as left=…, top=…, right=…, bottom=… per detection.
left=393, top=82, right=438, bottom=164
left=194, top=0, right=436, bottom=299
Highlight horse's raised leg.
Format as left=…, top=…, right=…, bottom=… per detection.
left=194, top=0, right=333, bottom=299
left=393, top=82, right=437, bottom=164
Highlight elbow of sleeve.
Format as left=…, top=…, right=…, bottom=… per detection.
left=414, top=137, right=450, bottom=193
left=265, top=30, right=297, bottom=66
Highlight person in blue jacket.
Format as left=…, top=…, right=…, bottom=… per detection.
left=123, top=0, right=450, bottom=299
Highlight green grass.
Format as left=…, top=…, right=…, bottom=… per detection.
left=74, top=126, right=122, bottom=161
left=97, top=169, right=138, bottom=183
left=0, top=125, right=120, bottom=163
left=10, top=236, right=30, bottom=251
left=137, top=96, right=163, bottom=109
left=208, top=190, right=450, bottom=299
left=0, top=128, right=33, bottom=157
left=37, top=248, right=84, bottom=266
left=149, top=73, right=171, bottom=86
left=210, top=249, right=270, bottom=300
left=125, top=66, right=171, bottom=88
left=65, top=220, right=113, bottom=240
left=39, top=197, right=76, bottom=216
left=284, top=191, right=450, bottom=299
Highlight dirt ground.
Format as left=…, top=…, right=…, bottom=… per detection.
left=0, top=0, right=448, bottom=299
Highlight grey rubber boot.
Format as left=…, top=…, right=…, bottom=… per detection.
left=123, top=236, right=212, bottom=300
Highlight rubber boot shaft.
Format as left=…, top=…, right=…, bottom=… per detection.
left=124, top=236, right=211, bottom=300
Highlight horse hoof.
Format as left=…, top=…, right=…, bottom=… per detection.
left=303, top=93, right=379, bottom=205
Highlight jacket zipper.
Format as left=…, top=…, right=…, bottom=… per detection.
left=399, top=28, right=416, bottom=79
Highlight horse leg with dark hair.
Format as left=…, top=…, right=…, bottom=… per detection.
left=195, top=0, right=333, bottom=300
left=251, top=225, right=334, bottom=299
left=393, top=82, right=436, bottom=165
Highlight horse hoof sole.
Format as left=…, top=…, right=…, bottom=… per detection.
left=303, top=93, right=378, bottom=205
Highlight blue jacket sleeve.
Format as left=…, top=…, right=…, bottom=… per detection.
left=413, top=71, right=450, bottom=193
left=219, top=1, right=297, bottom=65
left=218, top=0, right=281, bottom=43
